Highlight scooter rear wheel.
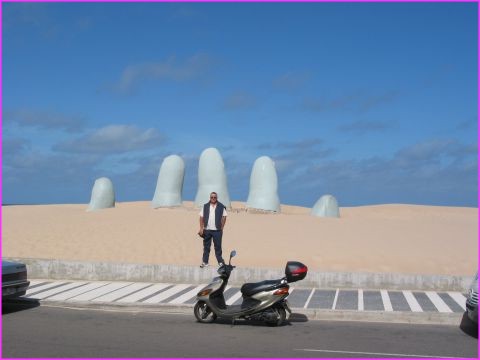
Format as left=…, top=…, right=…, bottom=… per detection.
left=194, top=301, right=217, bottom=323
left=265, top=306, right=286, bottom=327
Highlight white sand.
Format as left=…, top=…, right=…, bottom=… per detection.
left=2, top=201, right=477, bottom=276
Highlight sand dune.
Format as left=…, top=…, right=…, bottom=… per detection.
left=2, top=201, right=477, bottom=276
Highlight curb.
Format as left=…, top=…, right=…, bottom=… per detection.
left=7, top=257, right=473, bottom=291
left=37, top=300, right=464, bottom=326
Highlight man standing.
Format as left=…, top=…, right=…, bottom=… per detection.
left=198, top=192, right=227, bottom=268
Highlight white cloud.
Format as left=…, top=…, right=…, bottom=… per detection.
left=284, top=138, right=477, bottom=206
left=301, top=90, right=400, bottom=113
left=54, top=125, right=166, bottom=154
left=223, top=91, right=257, bottom=110
left=337, top=120, right=393, bottom=134
left=3, top=109, right=86, bottom=133
left=2, top=138, right=30, bottom=156
left=393, top=139, right=477, bottom=167
left=272, top=71, right=311, bottom=91
left=111, top=53, right=214, bottom=93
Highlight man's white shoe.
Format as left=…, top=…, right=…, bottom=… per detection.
left=200, top=263, right=209, bottom=268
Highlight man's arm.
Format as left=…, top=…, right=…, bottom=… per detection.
left=199, top=217, right=204, bottom=236
left=221, top=216, right=227, bottom=230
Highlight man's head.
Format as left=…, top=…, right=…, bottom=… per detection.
left=209, top=192, right=218, bottom=205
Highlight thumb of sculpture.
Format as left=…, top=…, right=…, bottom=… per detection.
left=311, top=194, right=340, bottom=218
left=87, top=177, right=115, bottom=211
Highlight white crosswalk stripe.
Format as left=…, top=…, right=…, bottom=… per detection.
left=447, top=292, right=466, bottom=311
left=69, top=282, right=132, bottom=302
left=304, top=288, right=315, bottom=309
left=93, top=283, right=153, bottom=303
left=381, top=290, right=393, bottom=312
left=358, top=289, right=364, bottom=311
left=27, top=280, right=44, bottom=287
left=225, top=288, right=242, bottom=306
left=47, top=282, right=110, bottom=301
left=425, top=291, right=452, bottom=313
left=332, top=289, right=339, bottom=310
left=116, top=283, right=171, bottom=303
left=142, top=284, right=190, bottom=304
left=403, top=290, right=423, bottom=312
left=24, top=279, right=464, bottom=314
left=29, top=282, right=88, bottom=300
left=169, top=285, right=206, bottom=304
left=26, top=281, right=67, bottom=296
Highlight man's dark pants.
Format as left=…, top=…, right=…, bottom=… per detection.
left=202, top=230, right=225, bottom=264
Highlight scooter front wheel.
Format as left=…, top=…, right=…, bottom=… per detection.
left=194, top=301, right=217, bottom=323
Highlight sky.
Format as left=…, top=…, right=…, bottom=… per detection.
left=2, top=2, right=478, bottom=207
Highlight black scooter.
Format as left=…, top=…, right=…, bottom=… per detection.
left=194, top=250, right=308, bottom=326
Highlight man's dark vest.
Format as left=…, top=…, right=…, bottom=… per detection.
left=203, top=202, right=225, bottom=230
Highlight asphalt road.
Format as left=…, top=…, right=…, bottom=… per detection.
left=2, top=300, right=478, bottom=358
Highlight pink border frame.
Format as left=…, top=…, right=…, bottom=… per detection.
left=0, top=1, right=478, bottom=359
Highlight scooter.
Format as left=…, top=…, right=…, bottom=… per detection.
left=194, top=250, right=308, bottom=326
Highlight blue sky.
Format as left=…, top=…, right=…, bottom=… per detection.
left=2, top=2, right=478, bottom=207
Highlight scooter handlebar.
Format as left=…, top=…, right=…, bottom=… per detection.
left=218, top=264, right=235, bottom=276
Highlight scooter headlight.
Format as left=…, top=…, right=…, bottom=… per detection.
left=198, top=289, right=212, bottom=297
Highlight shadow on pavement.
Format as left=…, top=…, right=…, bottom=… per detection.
left=288, top=313, right=309, bottom=323
left=2, top=298, right=40, bottom=315
left=196, top=317, right=296, bottom=327
left=459, top=312, right=478, bottom=339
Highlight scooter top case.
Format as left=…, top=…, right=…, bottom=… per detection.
left=285, top=261, right=308, bottom=282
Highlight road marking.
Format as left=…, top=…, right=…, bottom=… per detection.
left=142, top=284, right=190, bottom=304
left=26, top=281, right=67, bottom=296
left=403, top=290, right=423, bottom=312
left=22, top=280, right=467, bottom=316
left=304, top=288, right=315, bottom=309
left=447, top=292, right=466, bottom=311
left=358, top=289, right=364, bottom=311
left=92, top=283, right=153, bottom=303
left=27, top=280, right=44, bottom=287
left=226, top=288, right=243, bottom=306
left=380, top=290, right=393, bottom=311
left=332, top=289, right=339, bottom=310
left=69, top=282, right=132, bottom=302
left=295, top=348, right=460, bottom=358
left=169, top=284, right=206, bottom=304
left=425, top=291, right=452, bottom=313
left=47, top=282, right=110, bottom=301
left=116, top=284, right=171, bottom=303
left=30, top=282, right=88, bottom=300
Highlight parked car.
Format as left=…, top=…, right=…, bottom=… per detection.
left=466, top=272, right=478, bottom=323
left=2, top=259, right=30, bottom=299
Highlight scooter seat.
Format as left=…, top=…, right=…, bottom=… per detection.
left=240, top=279, right=283, bottom=297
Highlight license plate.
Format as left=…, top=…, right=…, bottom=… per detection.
left=3, top=287, right=18, bottom=295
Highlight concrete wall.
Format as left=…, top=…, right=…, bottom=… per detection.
left=7, top=257, right=472, bottom=291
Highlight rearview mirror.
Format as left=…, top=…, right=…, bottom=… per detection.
left=230, top=250, right=237, bottom=258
